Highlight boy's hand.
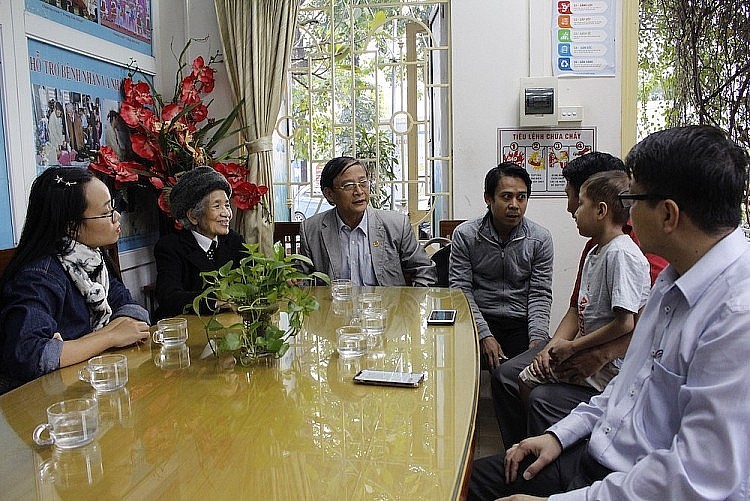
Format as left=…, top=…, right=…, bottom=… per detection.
left=555, top=348, right=610, bottom=382
left=548, top=339, right=575, bottom=365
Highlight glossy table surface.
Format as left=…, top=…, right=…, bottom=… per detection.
left=0, top=287, right=478, bottom=500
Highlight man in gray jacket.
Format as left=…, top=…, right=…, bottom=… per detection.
left=450, top=163, right=553, bottom=370
left=298, top=156, right=436, bottom=287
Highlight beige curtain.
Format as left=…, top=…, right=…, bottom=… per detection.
left=215, top=0, right=299, bottom=252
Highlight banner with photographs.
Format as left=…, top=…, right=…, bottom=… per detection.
left=26, top=0, right=152, bottom=55
left=28, top=39, right=158, bottom=251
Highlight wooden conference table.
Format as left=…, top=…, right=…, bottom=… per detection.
left=0, top=287, right=479, bottom=500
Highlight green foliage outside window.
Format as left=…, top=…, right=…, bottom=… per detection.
left=638, top=0, right=750, bottom=223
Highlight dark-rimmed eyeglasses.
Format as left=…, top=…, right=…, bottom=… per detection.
left=617, top=191, right=667, bottom=209
left=337, top=179, right=371, bottom=192
left=82, top=209, right=117, bottom=223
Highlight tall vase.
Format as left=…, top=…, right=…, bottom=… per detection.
left=237, top=301, right=280, bottom=365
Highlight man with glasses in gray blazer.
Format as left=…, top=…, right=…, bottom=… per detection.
left=298, top=156, right=436, bottom=287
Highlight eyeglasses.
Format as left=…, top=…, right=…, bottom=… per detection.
left=617, top=191, right=667, bottom=209
left=82, top=209, right=117, bottom=223
left=337, top=179, right=371, bottom=192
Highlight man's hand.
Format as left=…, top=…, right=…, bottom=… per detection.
left=553, top=347, right=609, bottom=383
left=529, top=337, right=560, bottom=380
left=504, top=433, right=562, bottom=484
left=480, top=336, right=506, bottom=371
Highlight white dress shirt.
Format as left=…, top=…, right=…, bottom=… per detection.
left=191, top=230, right=218, bottom=254
left=550, top=228, right=750, bottom=500
left=336, top=211, right=376, bottom=286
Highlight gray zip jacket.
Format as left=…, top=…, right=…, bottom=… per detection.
left=449, top=212, right=553, bottom=343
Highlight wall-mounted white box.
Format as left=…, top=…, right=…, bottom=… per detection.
left=519, top=77, right=558, bottom=127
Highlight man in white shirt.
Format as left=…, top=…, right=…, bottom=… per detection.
left=468, top=124, right=750, bottom=500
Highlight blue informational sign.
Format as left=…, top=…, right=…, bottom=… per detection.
left=28, top=39, right=158, bottom=251
left=0, top=78, right=14, bottom=249
left=26, top=0, right=152, bottom=56
left=552, top=0, right=615, bottom=77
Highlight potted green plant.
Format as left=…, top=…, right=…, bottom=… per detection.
left=191, top=242, right=330, bottom=364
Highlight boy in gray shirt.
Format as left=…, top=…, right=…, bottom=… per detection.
left=519, top=171, right=650, bottom=392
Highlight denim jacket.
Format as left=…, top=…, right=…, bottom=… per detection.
left=0, top=256, right=148, bottom=387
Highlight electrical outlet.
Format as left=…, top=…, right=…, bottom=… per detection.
left=558, top=106, right=584, bottom=122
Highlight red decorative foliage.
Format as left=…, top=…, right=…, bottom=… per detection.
left=87, top=41, right=267, bottom=219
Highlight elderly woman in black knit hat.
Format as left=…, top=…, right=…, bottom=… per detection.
left=153, top=166, right=245, bottom=320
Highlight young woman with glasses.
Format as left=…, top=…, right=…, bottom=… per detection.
left=0, top=167, right=150, bottom=393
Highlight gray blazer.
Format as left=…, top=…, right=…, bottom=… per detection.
left=298, top=207, right=436, bottom=287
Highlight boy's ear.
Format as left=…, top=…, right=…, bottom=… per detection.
left=597, top=201, right=608, bottom=219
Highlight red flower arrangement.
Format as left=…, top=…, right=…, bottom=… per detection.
left=89, top=41, right=267, bottom=218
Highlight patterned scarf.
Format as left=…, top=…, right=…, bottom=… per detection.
left=57, top=239, right=112, bottom=330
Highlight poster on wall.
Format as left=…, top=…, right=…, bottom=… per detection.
left=0, top=55, right=14, bottom=248
left=552, top=0, right=615, bottom=77
left=498, top=128, right=596, bottom=195
left=25, top=0, right=152, bottom=55
left=28, top=39, right=158, bottom=251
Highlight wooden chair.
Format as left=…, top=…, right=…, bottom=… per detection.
left=0, top=247, right=17, bottom=278
left=438, top=219, right=465, bottom=240
left=274, top=222, right=302, bottom=255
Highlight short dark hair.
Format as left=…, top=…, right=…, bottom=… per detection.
left=580, top=171, right=631, bottom=226
left=1, top=167, right=94, bottom=285
left=484, top=162, right=532, bottom=198
left=562, top=152, right=626, bottom=194
left=320, top=156, right=368, bottom=191
left=625, top=125, right=748, bottom=234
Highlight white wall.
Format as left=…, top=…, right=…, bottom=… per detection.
left=451, top=0, right=625, bottom=327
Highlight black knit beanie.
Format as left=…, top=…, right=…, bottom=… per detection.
left=169, top=166, right=231, bottom=221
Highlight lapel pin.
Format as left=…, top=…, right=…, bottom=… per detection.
left=373, top=241, right=381, bottom=247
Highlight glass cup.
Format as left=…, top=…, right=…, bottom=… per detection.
left=152, top=317, right=189, bottom=347
left=33, top=398, right=99, bottom=449
left=362, top=307, right=386, bottom=335
left=78, top=354, right=128, bottom=392
left=331, top=279, right=353, bottom=300
left=336, top=325, right=367, bottom=358
left=154, top=344, right=191, bottom=370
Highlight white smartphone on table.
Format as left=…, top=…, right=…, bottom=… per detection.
left=353, top=370, right=425, bottom=388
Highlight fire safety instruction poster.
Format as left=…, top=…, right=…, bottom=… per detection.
left=552, top=0, right=615, bottom=77
left=498, top=128, right=596, bottom=195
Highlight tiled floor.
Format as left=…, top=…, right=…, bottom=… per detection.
left=473, top=371, right=504, bottom=459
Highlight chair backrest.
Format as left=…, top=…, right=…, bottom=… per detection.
left=102, top=243, right=121, bottom=276
left=438, top=219, right=465, bottom=240
left=431, top=243, right=451, bottom=288
left=273, top=222, right=302, bottom=255
left=0, top=247, right=17, bottom=279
